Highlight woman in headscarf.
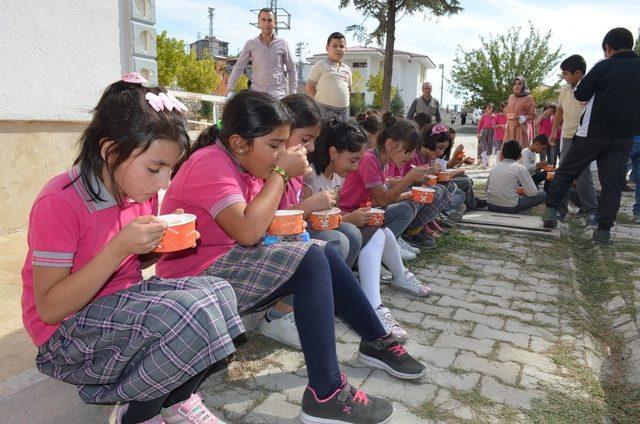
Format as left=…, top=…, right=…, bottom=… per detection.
left=503, top=76, right=537, bottom=149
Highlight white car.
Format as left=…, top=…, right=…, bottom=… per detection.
left=471, top=109, right=483, bottom=125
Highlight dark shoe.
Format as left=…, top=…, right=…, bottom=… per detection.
left=300, top=374, right=394, bottom=424
left=436, top=216, right=455, bottom=228
left=585, top=214, right=598, bottom=228
left=475, top=199, right=487, bottom=209
left=358, top=337, right=426, bottom=380
left=445, top=210, right=463, bottom=222
left=593, top=228, right=611, bottom=245
left=634, top=214, right=640, bottom=225
left=542, top=207, right=558, bottom=228
left=403, top=231, right=436, bottom=249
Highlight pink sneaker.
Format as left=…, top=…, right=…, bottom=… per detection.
left=161, top=393, right=225, bottom=424
left=111, top=403, right=165, bottom=424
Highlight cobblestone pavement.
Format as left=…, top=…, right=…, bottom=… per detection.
left=198, top=190, right=640, bottom=423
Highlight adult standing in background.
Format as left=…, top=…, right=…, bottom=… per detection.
left=504, top=76, right=536, bottom=149
left=460, top=110, right=467, bottom=125
left=226, top=8, right=297, bottom=99
left=406, top=82, right=442, bottom=123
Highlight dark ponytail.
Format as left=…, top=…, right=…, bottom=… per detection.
left=281, top=94, right=322, bottom=129
left=356, top=109, right=382, bottom=135
left=191, top=90, right=293, bottom=156
left=72, top=80, right=189, bottom=205
left=376, top=112, right=420, bottom=153
left=309, top=119, right=367, bottom=175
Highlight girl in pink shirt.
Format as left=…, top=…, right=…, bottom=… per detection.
left=341, top=113, right=451, bottom=250
left=477, top=103, right=495, bottom=166
left=493, top=101, right=508, bottom=155
left=262, top=94, right=362, bottom=349
left=534, top=103, right=559, bottom=166
left=22, top=75, right=244, bottom=423
left=157, top=91, right=426, bottom=423
left=306, top=120, right=431, bottom=339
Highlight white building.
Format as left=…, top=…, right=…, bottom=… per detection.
left=0, top=0, right=159, bottom=233
left=306, top=46, right=437, bottom=108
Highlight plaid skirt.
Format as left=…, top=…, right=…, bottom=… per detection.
left=408, top=183, right=452, bottom=229
left=201, top=240, right=324, bottom=314
left=478, top=128, right=495, bottom=156
left=36, top=276, right=244, bottom=404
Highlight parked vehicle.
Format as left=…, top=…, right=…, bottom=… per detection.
left=471, top=108, right=483, bottom=125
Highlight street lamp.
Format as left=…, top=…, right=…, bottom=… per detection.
left=438, top=63, right=444, bottom=106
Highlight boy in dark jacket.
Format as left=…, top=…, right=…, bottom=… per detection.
left=543, top=27, right=640, bottom=244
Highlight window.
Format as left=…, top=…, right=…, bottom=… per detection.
left=352, top=62, right=367, bottom=68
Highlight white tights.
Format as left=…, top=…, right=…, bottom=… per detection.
left=357, top=227, right=405, bottom=307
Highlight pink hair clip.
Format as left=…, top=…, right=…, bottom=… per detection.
left=122, top=72, right=148, bottom=84
left=431, top=123, right=448, bottom=135
left=145, top=92, right=187, bottom=113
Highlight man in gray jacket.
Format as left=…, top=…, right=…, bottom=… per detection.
left=406, top=82, right=441, bottom=123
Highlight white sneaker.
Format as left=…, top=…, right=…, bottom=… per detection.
left=259, top=311, right=302, bottom=349
left=400, top=248, right=417, bottom=261
left=375, top=305, right=409, bottom=342
left=397, top=237, right=420, bottom=255
left=391, top=271, right=432, bottom=297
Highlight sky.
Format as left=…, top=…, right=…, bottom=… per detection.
left=156, top=0, right=640, bottom=107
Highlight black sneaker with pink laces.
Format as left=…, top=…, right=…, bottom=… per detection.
left=300, top=375, right=393, bottom=424
left=357, top=337, right=427, bottom=380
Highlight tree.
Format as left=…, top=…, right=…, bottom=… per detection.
left=635, top=27, right=640, bottom=55
left=156, top=31, right=188, bottom=87
left=176, top=50, right=220, bottom=94
left=234, top=74, right=250, bottom=93
left=390, top=91, right=406, bottom=116
left=339, top=0, right=462, bottom=111
left=450, top=24, right=562, bottom=108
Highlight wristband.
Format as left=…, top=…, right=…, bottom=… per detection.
left=271, top=166, right=289, bottom=183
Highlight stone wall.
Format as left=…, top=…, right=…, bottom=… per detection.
left=0, top=121, right=85, bottom=234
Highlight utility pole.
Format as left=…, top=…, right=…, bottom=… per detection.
left=208, top=7, right=215, bottom=37
left=295, top=42, right=308, bottom=82
left=207, top=7, right=215, bottom=59
left=438, top=63, right=444, bottom=106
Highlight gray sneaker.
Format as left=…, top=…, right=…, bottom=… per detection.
left=375, top=305, right=409, bottom=342
left=300, top=375, right=394, bottom=424
left=397, top=237, right=420, bottom=254
left=391, top=271, right=432, bottom=297
left=585, top=214, right=598, bottom=228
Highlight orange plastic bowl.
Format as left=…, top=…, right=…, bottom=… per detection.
left=268, top=210, right=304, bottom=236
left=544, top=165, right=555, bottom=172
left=154, top=214, right=197, bottom=253
left=437, top=170, right=454, bottom=182
left=423, top=174, right=438, bottom=186
left=310, top=208, right=342, bottom=231
left=369, top=208, right=385, bottom=226
left=546, top=172, right=555, bottom=181
left=516, top=187, right=525, bottom=195
left=411, top=186, right=435, bottom=204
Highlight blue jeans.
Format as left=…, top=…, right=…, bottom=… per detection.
left=630, top=139, right=640, bottom=216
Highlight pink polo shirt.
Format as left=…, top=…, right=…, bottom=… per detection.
left=386, top=152, right=427, bottom=178
left=157, top=142, right=264, bottom=278
left=493, top=113, right=507, bottom=142
left=21, top=167, right=149, bottom=346
left=477, top=114, right=495, bottom=134
left=538, top=117, right=553, bottom=137
left=279, top=176, right=304, bottom=209
left=339, top=149, right=385, bottom=212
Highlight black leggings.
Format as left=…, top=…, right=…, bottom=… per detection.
left=253, top=244, right=386, bottom=398
left=122, top=354, right=234, bottom=423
